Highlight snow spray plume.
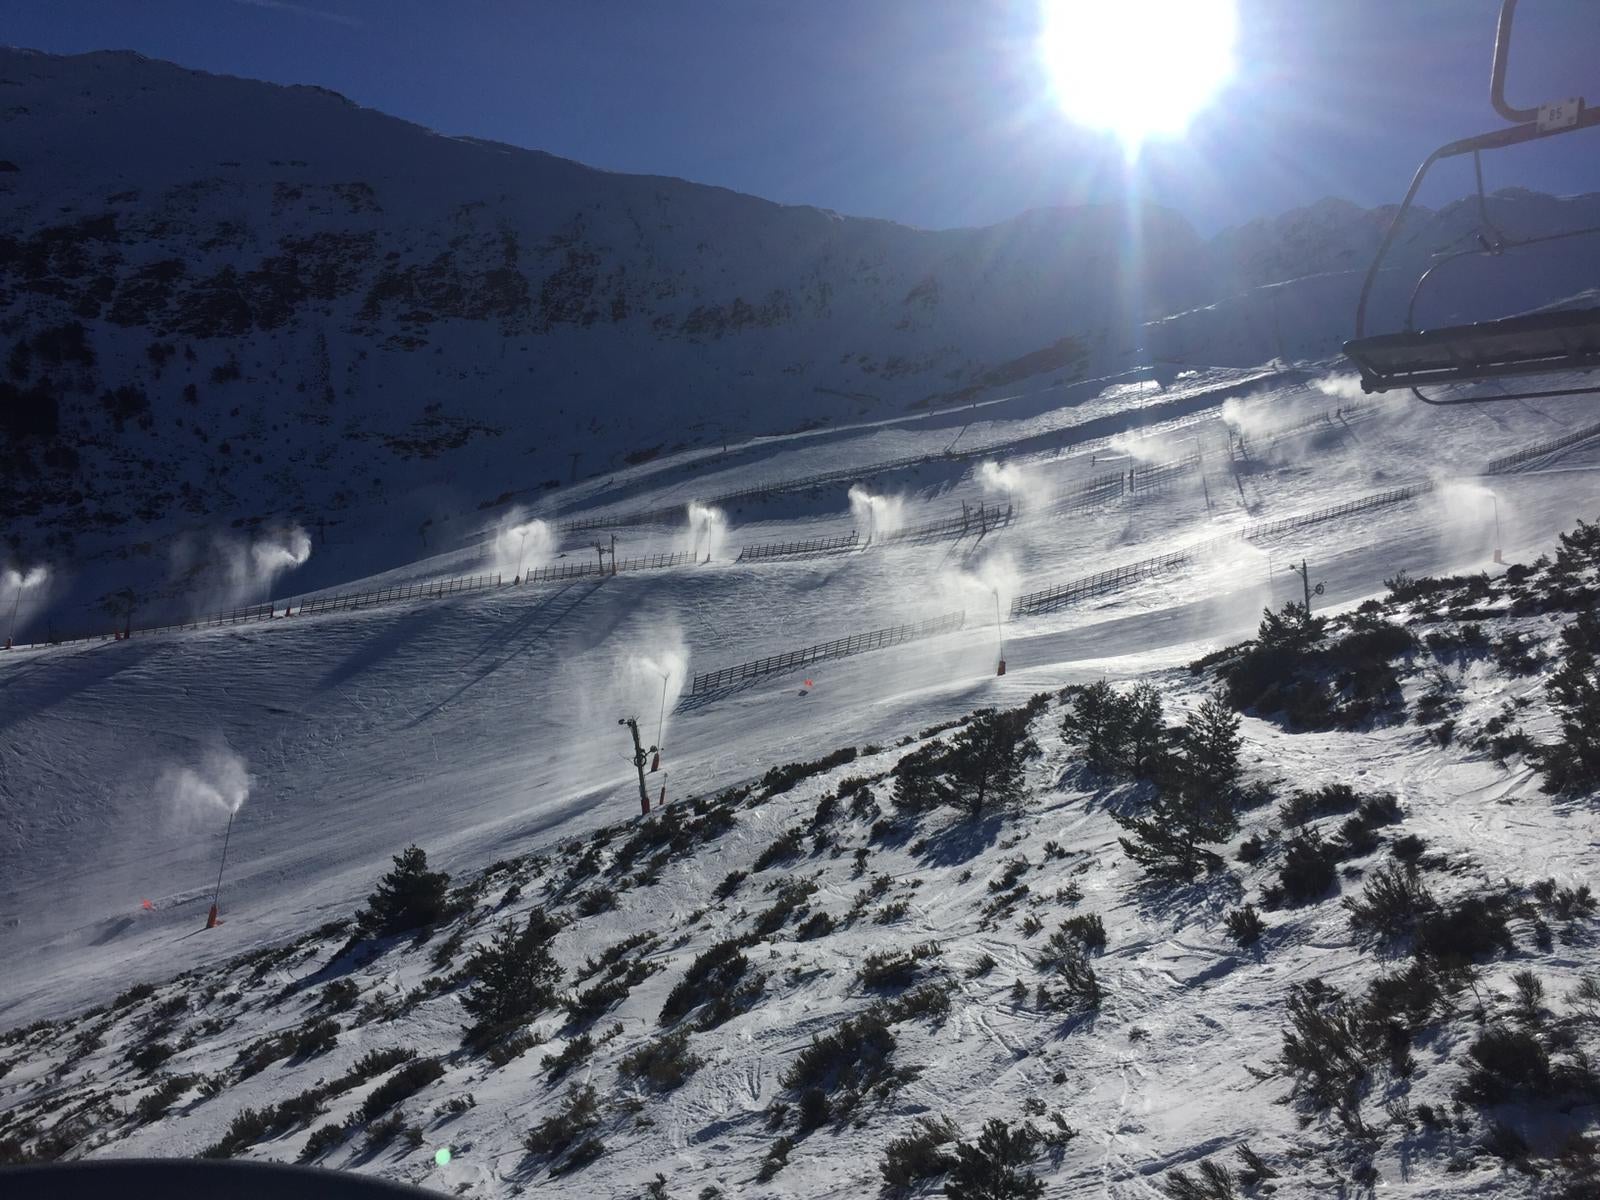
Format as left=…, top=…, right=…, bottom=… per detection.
left=1313, top=375, right=1367, bottom=404
left=629, top=637, right=690, bottom=763
left=161, top=746, right=252, bottom=828
left=3, top=563, right=51, bottom=642
left=977, top=461, right=1023, bottom=496
left=539, top=617, right=689, bottom=803
left=182, top=525, right=312, bottom=613
left=1219, top=394, right=1282, bottom=442
left=847, top=485, right=907, bottom=544
left=491, top=509, right=556, bottom=580
left=938, top=551, right=1023, bottom=618
left=977, top=460, right=1052, bottom=514
left=1430, top=478, right=1508, bottom=564
left=683, top=501, right=729, bottom=563
left=1106, top=430, right=1177, bottom=465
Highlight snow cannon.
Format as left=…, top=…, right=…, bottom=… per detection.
left=650, top=751, right=660, bottom=773
left=997, top=659, right=1007, bottom=677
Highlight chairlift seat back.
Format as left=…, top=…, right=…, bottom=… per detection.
left=1343, top=306, right=1600, bottom=393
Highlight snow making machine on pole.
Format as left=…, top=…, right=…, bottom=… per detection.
left=1342, top=0, right=1600, bottom=404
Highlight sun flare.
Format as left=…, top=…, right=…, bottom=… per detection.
left=1038, top=0, right=1237, bottom=152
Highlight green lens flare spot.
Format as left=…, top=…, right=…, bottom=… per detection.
left=434, top=1147, right=452, bottom=1167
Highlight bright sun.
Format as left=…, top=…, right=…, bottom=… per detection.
left=1038, top=0, right=1237, bottom=152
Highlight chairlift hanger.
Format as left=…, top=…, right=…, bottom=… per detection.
left=1342, top=0, right=1600, bottom=405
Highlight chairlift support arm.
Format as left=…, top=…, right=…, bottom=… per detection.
left=1345, top=0, right=1600, bottom=403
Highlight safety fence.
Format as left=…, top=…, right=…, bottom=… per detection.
left=12, top=551, right=700, bottom=651
left=22, top=403, right=1587, bottom=655
left=688, top=610, right=966, bottom=696
left=1010, top=551, right=1192, bottom=617
left=1231, top=398, right=1385, bottom=459
left=738, top=532, right=859, bottom=562
left=876, top=502, right=1016, bottom=546
left=1010, top=481, right=1434, bottom=618
left=1483, top=417, right=1600, bottom=475
left=1236, top=483, right=1434, bottom=542
left=295, top=572, right=504, bottom=618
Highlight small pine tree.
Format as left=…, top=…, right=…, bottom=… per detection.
left=1060, top=681, right=1129, bottom=773
left=356, top=845, right=450, bottom=937
left=1116, top=781, right=1237, bottom=881
left=1542, top=607, right=1600, bottom=795
left=891, top=740, right=952, bottom=813
left=1257, top=600, right=1325, bottom=653
left=1123, top=683, right=1168, bottom=780
left=943, top=1118, right=1044, bottom=1200
left=1182, top=694, right=1241, bottom=798
left=461, top=911, right=563, bottom=1032
left=946, top=708, right=1037, bottom=819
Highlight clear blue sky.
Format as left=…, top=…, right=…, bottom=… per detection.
left=12, top=0, right=1600, bottom=232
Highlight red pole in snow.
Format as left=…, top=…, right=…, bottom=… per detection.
left=206, top=806, right=236, bottom=930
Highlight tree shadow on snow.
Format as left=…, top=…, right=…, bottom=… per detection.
left=316, top=603, right=453, bottom=691
left=0, top=640, right=167, bottom=733
left=1129, top=870, right=1244, bottom=926
left=404, top=581, right=603, bottom=724
left=915, top=812, right=1005, bottom=867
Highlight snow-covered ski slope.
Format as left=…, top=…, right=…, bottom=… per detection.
left=2, top=363, right=1599, bottom=1199
left=4, top=363, right=1595, bottom=1020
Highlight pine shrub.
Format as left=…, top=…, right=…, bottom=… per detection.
left=1224, top=904, right=1264, bottom=948
left=619, top=1029, right=701, bottom=1090
left=1344, top=863, right=1434, bottom=941
left=879, top=1115, right=960, bottom=1192
left=1414, top=894, right=1513, bottom=967
left=298, top=1123, right=346, bottom=1162
left=355, top=846, right=450, bottom=938
left=1273, top=829, right=1338, bottom=906
left=523, top=1083, right=600, bottom=1159
left=944, top=1119, right=1045, bottom=1200
left=756, top=1135, right=794, bottom=1182
left=784, top=1009, right=893, bottom=1090
left=1539, top=600, right=1600, bottom=775
left=858, top=942, right=939, bottom=991
left=753, top=827, right=805, bottom=871
left=1162, top=1159, right=1238, bottom=1199
left=358, top=1057, right=444, bottom=1121
left=760, top=747, right=857, bottom=798
left=1457, top=1026, right=1551, bottom=1104
left=461, top=910, right=563, bottom=1035
left=1117, top=780, right=1237, bottom=880
left=543, top=1034, right=594, bottom=1081
left=134, top=1074, right=196, bottom=1123
left=659, top=935, right=764, bottom=1028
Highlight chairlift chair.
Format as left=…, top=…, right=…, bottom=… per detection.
left=1342, top=0, right=1600, bottom=404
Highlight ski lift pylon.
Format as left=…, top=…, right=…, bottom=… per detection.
left=1342, top=0, right=1600, bottom=404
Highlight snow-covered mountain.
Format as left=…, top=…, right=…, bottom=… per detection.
left=2, top=369, right=1598, bottom=1196
left=6, top=46, right=1600, bottom=642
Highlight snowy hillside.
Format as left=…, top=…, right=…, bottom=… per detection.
left=6, top=46, right=1600, bottom=643
left=3, top=351, right=1599, bottom=1197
